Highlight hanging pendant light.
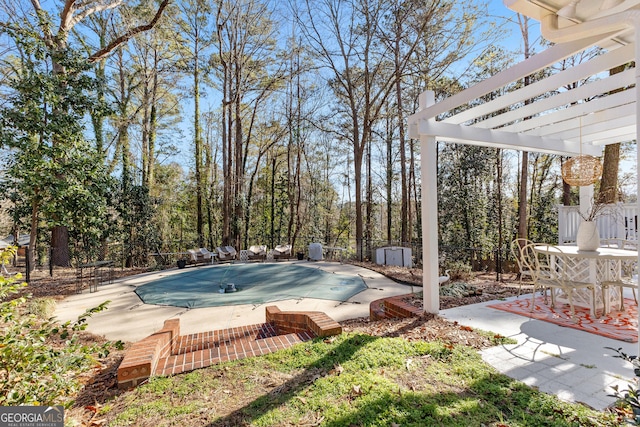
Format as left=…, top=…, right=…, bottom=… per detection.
left=561, top=117, right=603, bottom=186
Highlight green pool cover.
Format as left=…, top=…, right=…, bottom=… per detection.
left=134, top=263, right=368, bottom=308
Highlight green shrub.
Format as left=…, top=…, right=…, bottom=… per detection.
left=0, top=246, right=119, bottom=407
left=25, top=297, right=57, bottom=319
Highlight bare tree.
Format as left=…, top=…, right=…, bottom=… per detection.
left=212, top=0, right=283, bottom=248
left=177, top=0, right=214, bottom=247
left=297, top=0, right=398, bottom=260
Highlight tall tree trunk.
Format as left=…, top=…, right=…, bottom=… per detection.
left=365, top=135, right=373, bottom=257
left=220, top=58, right=231, bottom=246
left=354, top=150, right=364, bottom=261
left=270, top=156, right=276, bottom=249
left=146, top=51, right=159, bottom=189
left=194, top=50, right=204, bottom=247
left=28, top=197, right=39, bottom=273
left=496, top=148, right=503, bottom=279
left=599, top=64, right=626, bottom=203
left=386, top=111, right=393, bottom=245
left=51, top=226, right=71, bottom=267
left=517, top=14, right=531, bottom=242
left=234, top=82, right=243, bottom=249
left=395, top=32, right=408, bottom=245
left=141, top=83, right=150, bottom=186
left=600, top=144, right=620, bottom=203
left=562, top=157, right=571, bottom=205
left=518, top=151, right=529, bottom=241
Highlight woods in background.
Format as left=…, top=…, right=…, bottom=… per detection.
left=0, top=0, right=634, bottom=270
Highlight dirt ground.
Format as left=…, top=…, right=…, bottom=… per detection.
left=11, top=262, right=526, bottom=424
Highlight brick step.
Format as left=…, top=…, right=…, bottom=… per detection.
left=117, top=306, right=343, bottom=389
left=156, top=331, right=315, bottom=376
left=174, top=323, right=278, bottom=354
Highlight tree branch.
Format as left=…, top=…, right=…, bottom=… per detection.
left=87, top=0, right=170, bottom=63
left=67, top=0, right=123, bottom=32
left=29, top=0, right=55, bottom=45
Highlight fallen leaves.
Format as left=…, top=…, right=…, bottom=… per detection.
left=329, top=364, right=344, bottom=376
left=350, top=384, right=362, bottom=396
left=341, top=315, right=498, bottom=350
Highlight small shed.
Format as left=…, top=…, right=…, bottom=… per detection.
left=308, top=243, right=323, bottom=261
left=373, top=247, right=412, bottom=268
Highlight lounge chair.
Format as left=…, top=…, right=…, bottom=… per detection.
left=272, top=244, right=292, bottom=261
left=247, top=245, right=267, bottom=261
left=225, top=246, right=237, bottom=259
left=187, top=248, right=212, bottom=265
left=217, top=246, right=237, bottom=262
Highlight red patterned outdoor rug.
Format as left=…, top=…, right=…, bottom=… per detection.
left=488, top=297, right=638, bottom=342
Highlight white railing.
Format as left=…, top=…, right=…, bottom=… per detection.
left=558, top=203, right=638, bottom=244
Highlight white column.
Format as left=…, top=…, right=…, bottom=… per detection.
left=419, top=91, right=439, bottom=313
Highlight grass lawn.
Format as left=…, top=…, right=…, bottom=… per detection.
left=101, top=332, right=622, bottom=426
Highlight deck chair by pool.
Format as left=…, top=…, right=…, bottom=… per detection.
left=217, top=246, right=237, bottom=262
left=247, top=245, right=267, bottom=261
left=273, top=244, right=292, bottom=261
left=188, top=248, right=212, bottom=265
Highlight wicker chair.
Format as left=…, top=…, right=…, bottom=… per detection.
left=521, top=243, right=598, bottom=320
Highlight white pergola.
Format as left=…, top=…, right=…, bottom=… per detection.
left=408, top=0, right=640, bottom=316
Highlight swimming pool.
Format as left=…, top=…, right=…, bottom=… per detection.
left=134, top=263, right=368, bottom=308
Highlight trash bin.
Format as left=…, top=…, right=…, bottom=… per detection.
left=308, top=243, right=323, bottom=261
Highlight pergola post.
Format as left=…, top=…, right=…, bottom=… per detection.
left=420, top=91, right=440, bottom=313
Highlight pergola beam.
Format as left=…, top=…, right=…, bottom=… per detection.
left=417, top=120, right=602, bottom=156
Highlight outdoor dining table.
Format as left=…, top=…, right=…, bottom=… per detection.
left=533, top=245, right=638, bottom=315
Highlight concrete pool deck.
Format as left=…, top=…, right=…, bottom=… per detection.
left=53, top=260, right=415, bottom=343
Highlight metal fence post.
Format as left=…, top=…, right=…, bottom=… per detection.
left=25, top=247, right=30, bottom=283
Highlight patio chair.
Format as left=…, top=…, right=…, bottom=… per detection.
left=187, top=249, right=199, bottom=264
left=225, top=246, right=237, bottom=259
left=247, top=245, right=267, bottom=261
left=198, top=248, right=212, bottom=263
left=601, top=249, right=638, bottom=311
left=521, top=243, right=598, bottom=321
left=216, top=246, right=237, bottom=262
left=187, top=248, right=212, bottom=265
left=273, top=244, right=292, bottom=261
left=510, top=238, right=534, bottom=296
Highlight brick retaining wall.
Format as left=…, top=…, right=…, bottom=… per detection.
left=370, top=294, right=423, bottom=320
